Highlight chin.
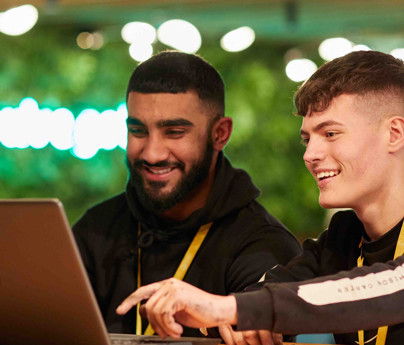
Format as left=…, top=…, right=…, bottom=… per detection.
left=318, top=197, right=343, bottom=210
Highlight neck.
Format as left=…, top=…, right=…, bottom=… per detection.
left=355, top=194, right=404, bottom=241
left=353, top=158, right=404, bottom=240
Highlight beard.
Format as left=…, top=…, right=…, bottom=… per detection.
left=127, top=138, right=214, bottom=214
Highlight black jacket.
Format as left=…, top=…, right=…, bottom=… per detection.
left=235, top=210, right=404, bottom=345
left=73, top=153, right=301, bottom=337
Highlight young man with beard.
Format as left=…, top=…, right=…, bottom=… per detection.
left=73, top=51, right=301, bottom=338
left=116, top=51, right=404, bottom=345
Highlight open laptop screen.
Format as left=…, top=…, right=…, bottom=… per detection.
left=0, top=199, right=221, bottom=345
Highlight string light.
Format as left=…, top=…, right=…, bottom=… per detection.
left=0, top=98, right=128, bottom=160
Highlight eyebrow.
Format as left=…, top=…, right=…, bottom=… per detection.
left=300, top=120, right=344, bottom=136
left=125, top=117, right=194, bottom=128
left=157, top=118, right=194, bottom=128
left=126, top=117, right=143, bottom=126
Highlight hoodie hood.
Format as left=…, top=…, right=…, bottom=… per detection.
left=125, top=152, right=260, bottom=235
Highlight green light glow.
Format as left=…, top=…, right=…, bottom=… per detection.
left=0, top=98, right=127, bottom=159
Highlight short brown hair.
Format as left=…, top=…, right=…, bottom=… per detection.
left=294, top=51, right=404, bottom=116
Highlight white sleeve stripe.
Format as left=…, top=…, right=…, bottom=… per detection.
left=297, top=263, right=404, bottom=306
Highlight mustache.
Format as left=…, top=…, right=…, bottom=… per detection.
left=131, top=159, right=185, bottom=170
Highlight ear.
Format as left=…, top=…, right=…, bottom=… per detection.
left=212, top=117, right=233, bottom=151
left=388, top=116, right=404, bottom=153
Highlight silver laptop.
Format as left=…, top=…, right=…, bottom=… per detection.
left=0, top=199, right=221, bottom=345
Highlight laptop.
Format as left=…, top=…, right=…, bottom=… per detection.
left=0, top=199, right=221, bottom=345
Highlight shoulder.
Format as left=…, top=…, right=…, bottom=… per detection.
left=217, top=199, right=301, bottom=253
left=84, top=192, right=127, bottom=215
left=239, top=200, right=296, bottom=238
left=73, top=192, right=130, bottom=235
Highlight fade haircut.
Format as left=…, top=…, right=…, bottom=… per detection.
left=294, top=50, right=404, bottom=117
left=126, top=50, right=225, bottom=118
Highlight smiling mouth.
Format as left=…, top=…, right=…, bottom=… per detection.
left=145, top=166, right=176, bottom=175
left=316, top=170, right=340, bottom=181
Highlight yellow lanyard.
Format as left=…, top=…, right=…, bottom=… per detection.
left=357, top=221, right=404, bottom=345
left=136, top=222, right=213, bottom=335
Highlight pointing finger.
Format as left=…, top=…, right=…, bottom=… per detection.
left=116, top=282, right=163, bottom=315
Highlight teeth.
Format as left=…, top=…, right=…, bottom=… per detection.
left=316, top=171, right=339, bottom=179
left=148, top=167, right=173, bottom=175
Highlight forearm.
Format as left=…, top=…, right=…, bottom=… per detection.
left=235, top=256, right=404, bottom=334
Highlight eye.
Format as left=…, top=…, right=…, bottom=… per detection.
left=165, top=128, right=186, bottom=138
left=300, top=137, right=309, bottom=146
left=325, top=131, right=338, bottom=139
left=128, top=127, right=147, bottom=137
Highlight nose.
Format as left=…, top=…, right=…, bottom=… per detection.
left=303, top=138, right=325, bottom=165
left=141, top=134, right=169, bottom=164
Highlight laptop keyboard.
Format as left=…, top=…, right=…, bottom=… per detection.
left=108, top=333, right=220, bottom=345
left=109, top=334, right=192, bottom=345
left=110, top=337, right=143, bottom=345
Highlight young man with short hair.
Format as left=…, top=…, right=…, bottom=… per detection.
left=73, top=51, right=301, bottom=338
left=117, top=51, right=404, bottom=345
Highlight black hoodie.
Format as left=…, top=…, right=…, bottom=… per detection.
left=235, top=210, right=404, bottom=345
left=73, top=153, right=301, bottom=336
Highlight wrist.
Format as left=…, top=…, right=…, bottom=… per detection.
left=216, top=295, right=237, bottom=326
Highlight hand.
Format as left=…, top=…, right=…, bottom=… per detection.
left=219, top=325, right=282, bottom=345
left=116, top=278, right=237, bottom=339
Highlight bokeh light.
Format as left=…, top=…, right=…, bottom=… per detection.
left=121, top=22, right=156, bottom=45
left=318, top=37, right=353, bottom=61
left=76, top=31, right=104, bottom=50
left=0, top=4, right=38, bottom=36
left=0, top=98, right=128, bottom=160
left=129, top=43, right=153, bottom=62
left=285, top=59, right=318, bottom=82
left=49, top=108, right=75, bottom=150
left=391, top=48, right=404, bottom=60
left=352, top=44, right=371, bottom=52
left=157, top=19, right=202, bottom=53
left=220, top=27, right=255, bottom=52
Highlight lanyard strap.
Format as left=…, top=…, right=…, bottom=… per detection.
left=136, top=222, right=213, bottom=335
left=356, top=221, right=404, bottom=345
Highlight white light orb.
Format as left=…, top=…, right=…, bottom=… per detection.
left=0, top=107, right=25, bottom=148
left=129, top=43, right=153, bottom=62
left=0, top=4, right=38, bottom=36
left=285, top=59, right=318, bottom=82
left=28, top=107, right=51, bottom=149
left=116, top=103, right=128, bottom=150
left=220, top=27, right=255, bottom=52
left=390, top=48, right=404, bottom=60
left=72, top=109, right=100, bottom=159
left=121, top=22, right=156, bottom=45
left=352, top=44, right=371, bottom=52
left=157, top=19, right=202, bottom=53
left=49, top=108, right=75, bottom=150
left=318, top=37, right=353, bottom=61
left=99, top=109, right=122, bottom=150
left=19, top=98, right=41, bottom=148
left=72, top=144, right=98, bottom=160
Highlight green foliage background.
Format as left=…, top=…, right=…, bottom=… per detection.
left=0, top=27, right=325, bottom=239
